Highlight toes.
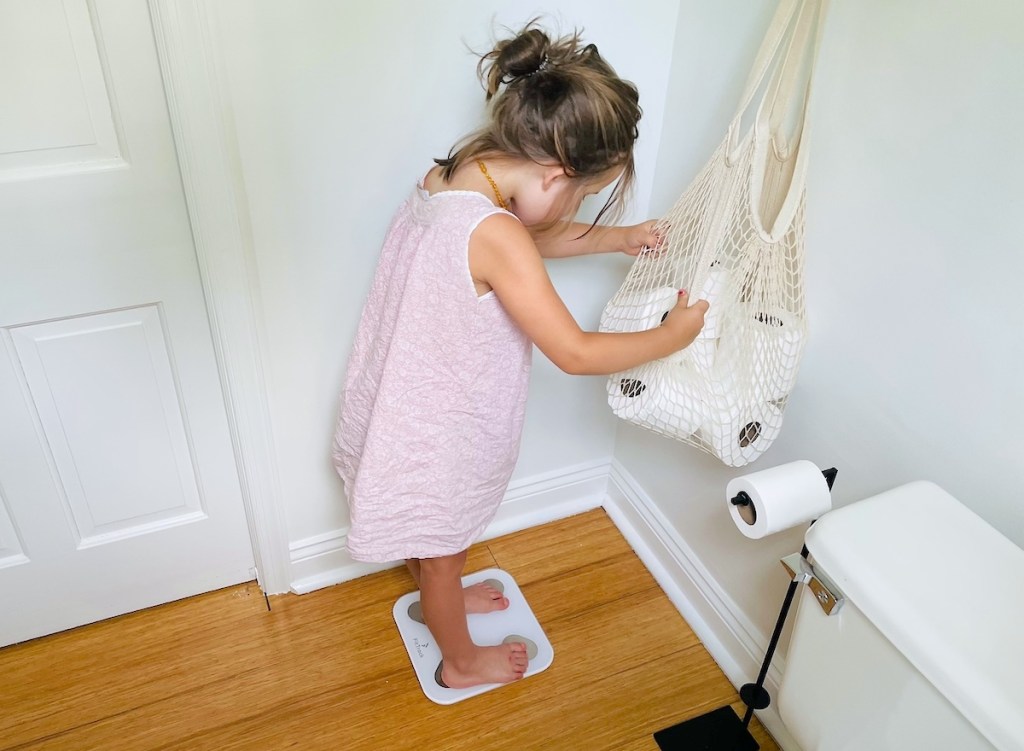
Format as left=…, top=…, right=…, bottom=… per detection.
left=479, top=585, right=504, bottom=601
left=502, top=634, right=539, bottom=660
left=469, top=582, right=503, bottom=599
left=462, top=584, right=511, bottom=614
left=481, top=577, right=505, bottom=594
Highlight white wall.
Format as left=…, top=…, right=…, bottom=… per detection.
left=618, top=0, right=1024, bottom=646
left=211, top=2, right=679, bottom=546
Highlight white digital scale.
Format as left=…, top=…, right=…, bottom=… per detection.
left=392, top=567, right=554, bottom=705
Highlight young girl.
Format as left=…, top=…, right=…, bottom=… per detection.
left=333, top=24, right=708, bottom=690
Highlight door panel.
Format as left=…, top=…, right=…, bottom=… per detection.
left=0, top=0, right=125, bottom=178
left=0, top=0, right=256, bottom=646
left=8, top=306, right=206, bottom=547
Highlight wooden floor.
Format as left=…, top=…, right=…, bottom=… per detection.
left=1, top=509, right=778, bottom=751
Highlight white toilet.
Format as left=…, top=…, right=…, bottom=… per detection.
left=777, top=481, right=1023, bottom=751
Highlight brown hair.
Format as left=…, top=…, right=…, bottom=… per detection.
left=435, top=22, right=642, bottom=228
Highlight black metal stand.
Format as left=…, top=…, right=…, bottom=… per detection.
left=653, top=467, right=837, bottom=751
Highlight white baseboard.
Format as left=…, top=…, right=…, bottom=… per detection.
left=288, top=457, right=798, bottom=749
left=288, top=529, right=388, bottom=595
left=288, top=458, right=610, bottom=595
left=605, top=459, right=799, bottom=751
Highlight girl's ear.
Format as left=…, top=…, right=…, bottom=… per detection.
left=541, top=165, right=568, bottom=191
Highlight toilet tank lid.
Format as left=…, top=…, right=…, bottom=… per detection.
left=806, top=481, right=1024, bottom=751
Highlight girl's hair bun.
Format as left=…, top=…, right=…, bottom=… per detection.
left=484, top=27, right=552, bottom=98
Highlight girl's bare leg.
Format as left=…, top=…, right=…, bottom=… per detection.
left=405, top=558, right=421, bottom=583
left=418, top=551, right=527, bottom=688
left=406, top=557, right=509, bottom=614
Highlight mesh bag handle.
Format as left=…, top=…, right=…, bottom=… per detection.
left=749, top=0, right=826, bottom=241
left=726, top=0, right=805, bottom=159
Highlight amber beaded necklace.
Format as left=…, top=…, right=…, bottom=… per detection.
left=476, top=160, right=509, bottom=211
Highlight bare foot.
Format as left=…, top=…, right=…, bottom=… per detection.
left=440, top=642, right=528, bottom=688
left=463, top=581, right=509, bottom=615
left=407, top=581, right=508, bottom=625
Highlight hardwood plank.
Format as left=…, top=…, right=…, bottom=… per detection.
left=7, top=612, right=413, bottom=749
left=518, top=550, right=660, bottom=624
left=486, top=509, right=634, bottom=585
left=0, top=582, right=269, bottom=746
left=616, top=736, right=662, bottom=750
left=537, top=588, right=704, bottom=688
left=519, top=647, right=735, bottom=751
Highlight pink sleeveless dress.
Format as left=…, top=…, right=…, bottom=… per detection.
left=332, top=181, right=532, bottom=562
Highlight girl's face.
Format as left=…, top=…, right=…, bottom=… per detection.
left=512, top=165, right=624, bottom=227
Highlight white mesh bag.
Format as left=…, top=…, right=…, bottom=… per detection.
left=601, top=0, right=827, bottom=467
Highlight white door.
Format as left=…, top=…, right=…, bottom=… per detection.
left=0, top=0, right=256, bottom=647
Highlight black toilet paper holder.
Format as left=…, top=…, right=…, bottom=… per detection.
left=653, top=466, right=838, bottom=751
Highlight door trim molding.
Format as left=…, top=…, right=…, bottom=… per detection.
left=148, top=0, right=291, bottom=592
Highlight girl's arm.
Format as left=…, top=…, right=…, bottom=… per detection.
left=531, top=220, right=662, bottom=259
left=471, top=214, right=707, bottom=376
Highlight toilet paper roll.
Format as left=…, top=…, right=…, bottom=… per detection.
left=664, top=267, right=728, bottom=373
left=697, top=400, right=784, bottom=467
left=696, top=266, right=731, bottom=339
left=609, top=362, right=704, bottom=438
left=716, top=307, right=806, bottom=402
left=608, top=363, right=660, bottom=421
left=725, top=459, right=832, bottom=539
left=639, top=362, right=704, bottom=438
left=601, top=286, right=680, bottom=334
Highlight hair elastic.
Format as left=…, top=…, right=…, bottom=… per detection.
left=527, top=56, right=550, bottom=76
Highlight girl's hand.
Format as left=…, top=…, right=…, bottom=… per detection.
left=619, top=220, right=664, bottom=256
left=662, top=290, right=710, bottom=350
